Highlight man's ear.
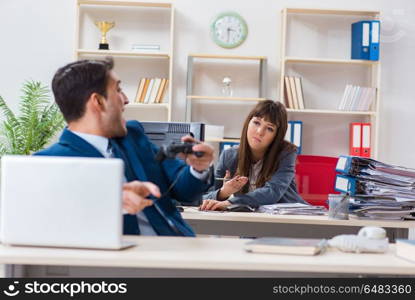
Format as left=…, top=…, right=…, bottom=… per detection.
left=90, top=93, right=105, bottom=112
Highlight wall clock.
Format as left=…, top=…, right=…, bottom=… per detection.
left=211, top=12, right=248, bottom=48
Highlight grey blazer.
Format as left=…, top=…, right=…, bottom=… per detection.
left=204, top=146, right=307, bottom=207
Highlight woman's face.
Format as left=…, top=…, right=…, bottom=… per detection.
left=246, top=116, right=277, bottom=154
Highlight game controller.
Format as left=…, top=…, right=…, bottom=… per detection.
left=156, top=142, right=204, bottom=161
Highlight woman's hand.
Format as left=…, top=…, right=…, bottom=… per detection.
left=218, top=170, right=248, bottom=200
left=200, top=199, right=231, bottom=211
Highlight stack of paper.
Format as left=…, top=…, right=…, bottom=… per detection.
left=353, top=206, right=415, bottom=220
left=258, top=203, right=327, bottom=215
left=335, top=156, right=415, bottom=220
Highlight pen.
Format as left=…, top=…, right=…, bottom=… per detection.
left=215, top=177, right=229, bottom=181
left=215, top=177, right=245, bottom=181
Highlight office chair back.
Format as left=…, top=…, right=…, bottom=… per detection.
left=295, top=155, right=339, bottom=208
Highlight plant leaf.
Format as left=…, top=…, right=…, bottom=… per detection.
left=0, top=80, right=65, bottom=155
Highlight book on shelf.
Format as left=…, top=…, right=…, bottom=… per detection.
left=157, top=79, right=170, bottom=103
left=148, top=78, right=162, bottom=104
left=338, top=85, right=376, bottom=111
left=338, top=85, right=352, bottom=110
left=245, top=237, right=327, bottom=256
left=284, top=76, right=294, bottom=109
left=139, top=79, right=151, bottom=103
left=134, top=78, right=168, bottom=104
left=134, top=78, right=146, bottom=103
left=144, top=79, right=156, bottom=104
left=288, top=76, right=299, bottom=109
left=294, top=77, right=305, bottom=110
left=155, top=78, right=167, bottom=103
left=284, top=76, right=305, bottom=110
left=134, top=78, right=169, bottom=104
left=395, top=239, right=415, bottom=263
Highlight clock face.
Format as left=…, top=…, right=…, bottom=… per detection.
left=211, top=12, right=248, bottom=48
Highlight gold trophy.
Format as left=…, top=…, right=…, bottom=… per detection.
left=94, top=21, right=115, bottom=50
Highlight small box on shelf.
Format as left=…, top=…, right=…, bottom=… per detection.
left=131, top=44, right=161, bottom=51
left=205, top=125, right=225, bottom=141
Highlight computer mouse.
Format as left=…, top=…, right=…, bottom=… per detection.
left=225, top=204, right=255, bottom=212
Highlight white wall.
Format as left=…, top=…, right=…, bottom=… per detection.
left=1, top=0, right=415, bottom=167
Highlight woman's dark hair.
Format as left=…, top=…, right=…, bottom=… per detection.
left=237, top=100, right=296, bottom=193
left=51, top=57, right=114, bottom=122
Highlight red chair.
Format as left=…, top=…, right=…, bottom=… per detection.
left=295, top=155, right=339, bottom=208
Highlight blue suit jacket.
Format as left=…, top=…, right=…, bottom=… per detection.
left=35, top=120, right=211, bottom=236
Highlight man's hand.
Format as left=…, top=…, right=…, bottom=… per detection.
left=181, top=135, right=214, bottom=172
left=200, top=199, right=231, bottom=211
left=122, top=181, right=160, bottom=214
left=218, top=170, right=248, bottom=200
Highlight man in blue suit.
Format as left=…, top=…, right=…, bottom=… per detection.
left=36, top=58, right=214, bottom=237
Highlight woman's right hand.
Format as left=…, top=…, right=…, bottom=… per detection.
left=218, top=170, right=248, bottom=200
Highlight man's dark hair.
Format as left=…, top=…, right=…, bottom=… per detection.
left=51, top=57, right=114, bottom=122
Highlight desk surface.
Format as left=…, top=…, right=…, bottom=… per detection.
left=1, top=236, right=415, bottom=276
left=182, top=207, right=415, bottom=229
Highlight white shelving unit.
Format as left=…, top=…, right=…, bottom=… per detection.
left=279, top=7, right=381, bottom=158
left=75, top=0, right=174, bottom=121
left=186, top=53, right=267, bottom=142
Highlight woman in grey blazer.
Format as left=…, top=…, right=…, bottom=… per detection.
left=201, top=100, right=307, bottom=210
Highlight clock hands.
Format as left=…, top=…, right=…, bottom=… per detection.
left=226, top=27, right=235, bottom=43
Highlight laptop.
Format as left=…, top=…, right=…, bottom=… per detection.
left=0, top=155, right=135, bottom=250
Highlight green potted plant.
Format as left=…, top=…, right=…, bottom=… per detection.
left=0, top=80, right=65, bottom=155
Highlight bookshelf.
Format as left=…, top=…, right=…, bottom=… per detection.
left=279, top=7, right=381, bottom=159
left=186, top=53, right=267, bottom=143
left=75, top=0, right=174, bottom=121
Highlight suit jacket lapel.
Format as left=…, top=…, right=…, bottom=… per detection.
left=118, top=136, right=149, bottom=181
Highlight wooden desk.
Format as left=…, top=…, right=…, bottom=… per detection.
left=2, top=236, right=415, bottom=277
left=182, top=207, right=415, bottom=240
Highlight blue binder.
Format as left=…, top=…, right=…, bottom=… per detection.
left=334, top=174, right=357, bottom=195
left=335, top=155, right=353, bottom=174
left=369, top=20, right=380, bottom=61
left=351, top=20, right=380, bottom=61
left=287, top=120, right=302, bottom=154
left=351, top=21, right=371, bottom=60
